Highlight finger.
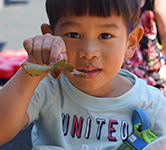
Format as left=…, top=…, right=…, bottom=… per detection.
left=60, top=52, right=68, bottom=61
left=49, top=36, right=67, bottom=66
left=41, top=34, right=54, bottom=65
left=33, top=35, right=44, bottom=64
left=23, top=38, right=35, bottom=62
left=23, top=38, right=33, bottom=55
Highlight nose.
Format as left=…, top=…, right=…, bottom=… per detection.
left=78, top=39, right=100, bottom=60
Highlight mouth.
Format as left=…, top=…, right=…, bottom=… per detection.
left=78, top=69, right=102, bottom=73
left=77, top=68, right=102, bottom=78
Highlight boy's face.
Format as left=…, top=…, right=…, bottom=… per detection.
left=50, top=15, right=141, bottom=97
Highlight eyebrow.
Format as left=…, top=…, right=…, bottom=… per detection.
left=97, top=23, right=119, bottom=29
left=60, top=21, right=119, bottom=29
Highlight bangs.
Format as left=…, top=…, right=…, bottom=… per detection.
left=46, top=0, right=139, bottom=32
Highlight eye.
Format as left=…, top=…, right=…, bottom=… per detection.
left=66, top=32, right=81, bottom=39
left=98, top=33, right=112, bottom=39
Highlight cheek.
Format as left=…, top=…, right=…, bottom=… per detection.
left=104, top=49, right=125, bottom=69
left=65, top=50, right=77, bottom=65
left=63, top=42, right=77, bottom=62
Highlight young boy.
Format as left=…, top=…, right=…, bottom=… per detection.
left=0, top=0, right=166, bottom=149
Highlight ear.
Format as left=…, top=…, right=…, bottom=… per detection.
left=40, top=23, right=53, bottom=35
left=125, top=25, right=144, bottom=58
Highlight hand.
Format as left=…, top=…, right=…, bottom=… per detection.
left=23, top=33, right=67, bottom=66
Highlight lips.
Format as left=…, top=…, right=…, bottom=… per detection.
left=78, top=68, right=102, bottom=78
left=79, top=69, right=101, bottom=73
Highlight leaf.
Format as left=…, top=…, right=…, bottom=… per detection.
left=71, top=70, right=87, bottom=77
left=21, top=61, right=51, bottom=76
left=21, top=60, right=87, bottom=77
left=51, top=60, right=74, bottom=72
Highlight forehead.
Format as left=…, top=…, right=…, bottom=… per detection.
left=55, top=15, right=126, bottom=29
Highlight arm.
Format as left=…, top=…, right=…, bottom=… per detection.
left=0, top=68, right=43, bottom=145
left=154, top=0, right=166, bottom=54
left=0, top=33, right=67, bottom=145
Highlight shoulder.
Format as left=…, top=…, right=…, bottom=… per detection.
left=120, top=70, right=166, bottom=136
left=119, top=69, right=165, bottom=100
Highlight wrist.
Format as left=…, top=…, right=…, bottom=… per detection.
left=18, top=67, right=46, bottom=84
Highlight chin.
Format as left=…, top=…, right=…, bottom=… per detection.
left=64, top=72, right=105, bottom=93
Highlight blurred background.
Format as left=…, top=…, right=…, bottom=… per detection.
left=0, top=0, right=47, bottom=52
left=0, top=0, right=47, bottom=149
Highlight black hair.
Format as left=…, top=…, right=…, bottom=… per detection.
left=46, top=0, right=140, bottom=33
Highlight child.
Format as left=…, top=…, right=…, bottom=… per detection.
left=0, top=0, right=166, bottom=149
